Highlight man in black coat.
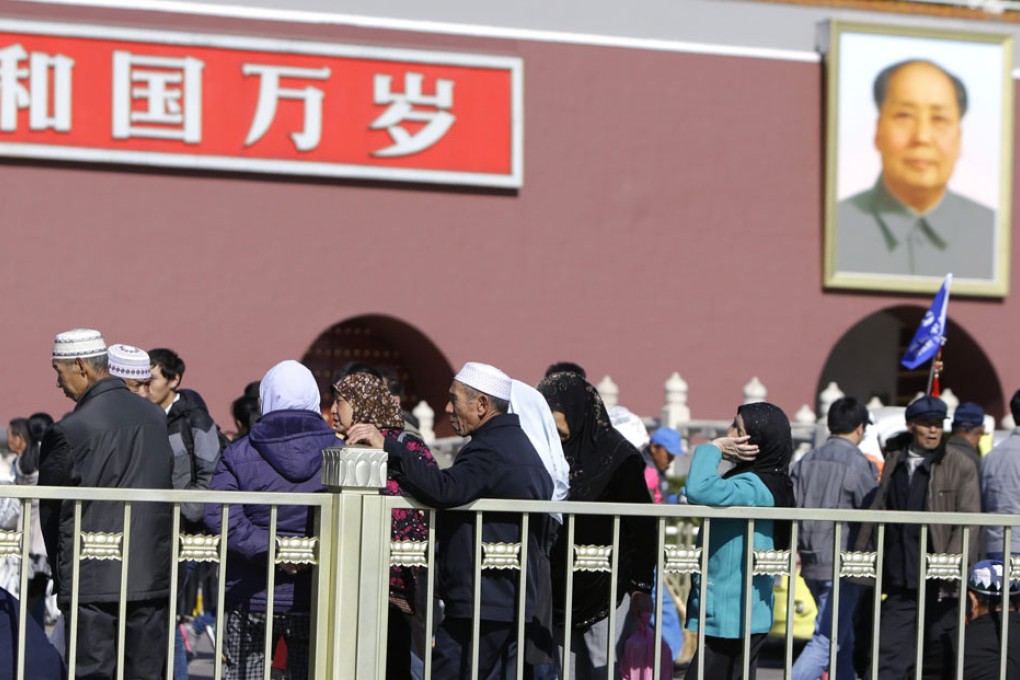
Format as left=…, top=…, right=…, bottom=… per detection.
left=346, top=361, right=553, bottom=679
left=39, top=328, right=174, bottom=678
left=962, top=560, right=1020, bottom=680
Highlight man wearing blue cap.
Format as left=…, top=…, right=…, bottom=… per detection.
left=635, top=427, right=686, bottom=663
left=643, top=427, right=684, bottom=503
left=852, top=395, right=980, bottom=679
left=947, top=401, right=985, bottom=472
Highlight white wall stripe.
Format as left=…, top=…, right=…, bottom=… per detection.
left=11, top=0, right=823, bottom=63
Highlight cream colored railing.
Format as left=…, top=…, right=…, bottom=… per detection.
left=1, top=446, right=1018, bottom=679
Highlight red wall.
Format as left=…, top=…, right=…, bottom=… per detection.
left=1, top=2, right=1015, bottom=428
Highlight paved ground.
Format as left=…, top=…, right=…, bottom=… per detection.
left=675, top=645, right=792, bottom=679
left=757, top=644, right=798, bottom=679
left=185, top=630, right=286, bottom=680
left=186, top=630, right=217, bottom=679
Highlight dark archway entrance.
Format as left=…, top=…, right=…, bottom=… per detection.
left=817, top=306, right=1004, bottom=420
left=301, top=315, right=455, bottom=436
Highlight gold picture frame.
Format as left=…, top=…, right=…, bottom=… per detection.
left=822, top=21, right=1013, bottom=297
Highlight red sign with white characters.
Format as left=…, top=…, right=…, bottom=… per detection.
left=0, top=20, right=523, bottom=187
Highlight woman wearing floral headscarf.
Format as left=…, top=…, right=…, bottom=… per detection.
left=536, top=372, right=657, bottom=679
left=682, top=401, right=794, bottom=680
left=331, top=371, right=436, bottom=680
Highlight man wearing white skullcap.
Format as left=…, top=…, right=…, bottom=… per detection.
left=446, top=362, right=513, bottom=436
left=49, top=328, right=108, bottom=401
left=40, top=328, right=174, bottom=676
left=345, top=361, right=553, bottom=678
left=108, top=344, right=152, bottom=397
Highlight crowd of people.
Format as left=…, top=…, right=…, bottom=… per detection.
left=1, top=327, right=1019, bottom=680
left=791, top=394, right=1020, bottom=680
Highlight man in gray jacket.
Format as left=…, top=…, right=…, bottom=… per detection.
left=981, top=390, right=1020, bottom=561
left=791, top=396, right=877, bottom=680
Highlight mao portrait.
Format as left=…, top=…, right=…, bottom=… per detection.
left=824, top=23, right=1013, bottom=297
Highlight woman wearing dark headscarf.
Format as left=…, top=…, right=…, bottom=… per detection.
left=332, top=371, right=437, bottom=680
left=537, top=372, right=657, bottom=679
left=683, top=402, right=794, bottom=680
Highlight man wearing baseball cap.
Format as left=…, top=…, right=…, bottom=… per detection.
left=947, top=401, right=985, bottom=472
left=40, top=329, right=174, bottom=677
left=345, top=361, right=553, bottom=678
left=643, top=427, right=683, bottom=503
left=963, top=560, right=1020, bottom=678
left=852, top=395, right=980, bottom=679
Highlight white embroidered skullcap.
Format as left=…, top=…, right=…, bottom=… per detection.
left=108, top=344, right=151, bottom=380
left=968, top=559, right=1020, bottom=596
left=454, top=362, right=512, bottom=401
left=52, top=328, right=107, bottom=360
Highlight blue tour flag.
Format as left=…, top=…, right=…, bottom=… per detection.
left=901, top=274, right=953, bottom=370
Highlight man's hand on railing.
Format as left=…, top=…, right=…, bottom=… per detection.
left=345, top=423, right=386, bottom=449
left=711, top=435, right=759, bottom=463
left=279, top=562, right=309, bottom=575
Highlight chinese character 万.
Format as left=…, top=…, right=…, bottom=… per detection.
left=370, top=72, right=455, bottom=157
left=0, top=43, right=74, bottom=133
left=112, top=51, right=203, bottom=144
left=242, top=64, right=331, bottom=152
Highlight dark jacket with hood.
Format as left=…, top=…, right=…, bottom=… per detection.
left=39, top=377, right=173, bottom=607
left=538, top=372, right=658, bottom=629
left=166, top=388, right=224, bottom=530
left=204, top=409, right=334, bottom=612
left=551, top=454, right=655, bottom=629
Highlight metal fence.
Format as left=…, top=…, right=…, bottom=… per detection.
left=0, top=484, right=336, bottom=680
left=1, top=446, right=1018, bottom=679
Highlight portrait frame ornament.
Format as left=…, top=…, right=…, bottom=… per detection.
left=822, top=21, right=1013, bottom=297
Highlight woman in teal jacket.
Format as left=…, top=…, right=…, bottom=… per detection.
left=684, top=402, right=795, bottom=680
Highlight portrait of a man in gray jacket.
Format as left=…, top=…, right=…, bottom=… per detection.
left=836, top=59, right=995, bottom=280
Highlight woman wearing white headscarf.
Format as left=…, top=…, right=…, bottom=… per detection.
left=509, top=379, right=570, bottom=509
left=205, top=360, right=336, bottom=680
left=506, top=378, right=570, bottom=673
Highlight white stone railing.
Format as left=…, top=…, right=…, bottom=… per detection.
left=409, top=374, right=1013, bottom=464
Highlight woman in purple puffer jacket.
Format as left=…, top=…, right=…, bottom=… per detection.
left=205, top=360, right=336, bottom=680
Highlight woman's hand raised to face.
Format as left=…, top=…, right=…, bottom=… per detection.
left=711, top=435, right=760, bottom=463
left=344, top=423, right=386, bottom=449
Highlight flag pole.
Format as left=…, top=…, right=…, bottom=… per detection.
left=926, top=274, right=952, bottom=398
left=926, top=338, right=945, bottom=397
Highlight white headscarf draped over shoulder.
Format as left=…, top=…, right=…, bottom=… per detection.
left=509, top=379, right=570, bottom=510
left=259, top=360, right=321, bottom=416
